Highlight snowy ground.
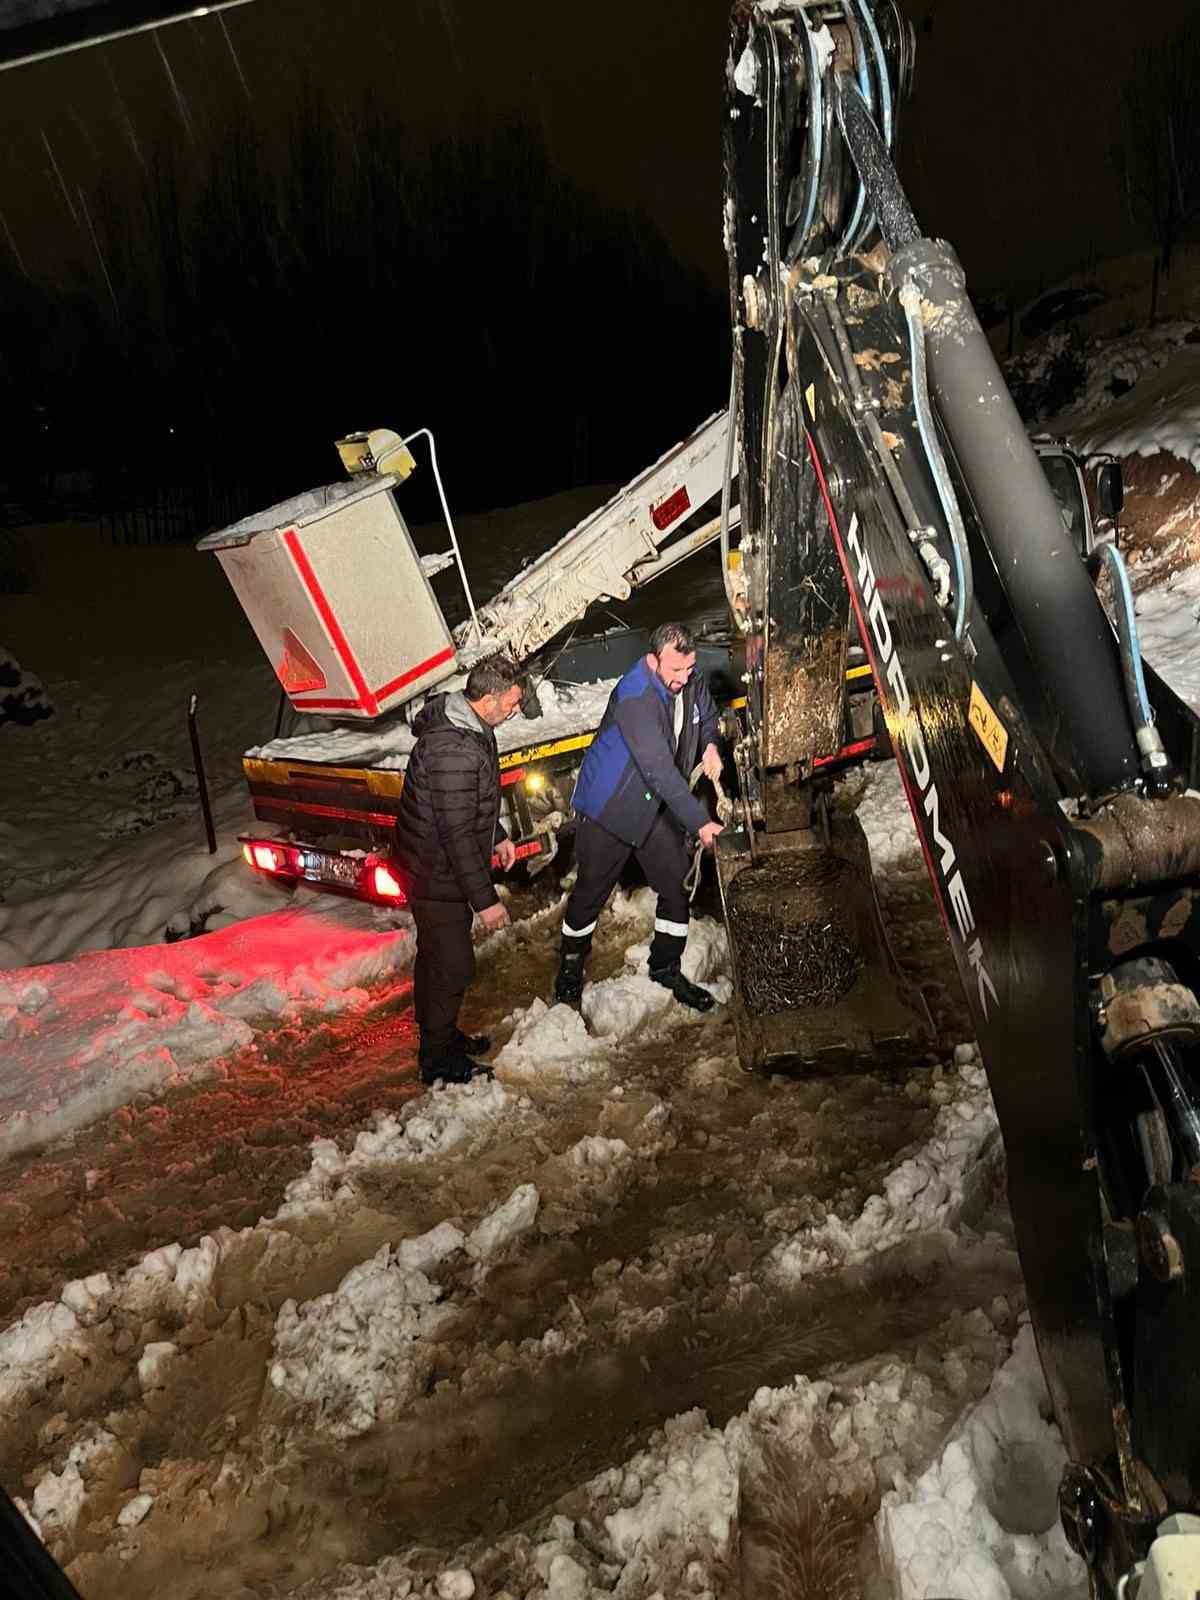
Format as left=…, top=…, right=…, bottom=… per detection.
left=1, top=777, right=1065, bottom=1600
left=4, top=318, right=1200, bottom=1598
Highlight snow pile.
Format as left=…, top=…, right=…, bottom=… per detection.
left=0, top=1233, right=227, bottom=1415
left=1072, top=347, right=1200, bottom=471
left=495, top=889, right=731, bottom=1086
left=277, top=1077, right=522, bottom=1217
left=1014, top=319, right=1197, bottom=433
left=599, top=1409, right=740, bottom=1581
left=465, top=1182, right=540, bottom=1265
left=1134, top=563, right=1200, bottom=715
left=1054, top=321, right=1197, bottom=426
left=0, top=644, right=53, bottom=728
left=251, top=674, right=619, bottom=769
left=290, top=1308, right=1016, bottom=1600
left=31, top=1428, right=118, bottom=1536
left=269, top=1185, right=540, bottom=1438
left=268, top=1242, right=459, bottom=1439
left=770, top=1045, right=998, bottom=1282
left=877, top=1321, right=1087, bottom=1600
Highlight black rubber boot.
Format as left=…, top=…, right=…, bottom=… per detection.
left=454, top=1028, right=492, bottom=1056
left=554, top=950, right=586, bottom=1004
left=650, top=964, right=715, bottom=1012
left=420, top=1049, right=492, bottom=1087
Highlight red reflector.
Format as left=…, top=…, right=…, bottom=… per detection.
left=650, top=485, right=691, bottom=531
left=275, top=626, right=328, bottom=694
left=811, top=736, right=877, bottom=772
left=372, top=863, right=404, bottom=898
left=499, top=767, right=526, bottom=787
left=491, top=839, right=544, bottom=868
left=253, top=843, right=282, bottom=872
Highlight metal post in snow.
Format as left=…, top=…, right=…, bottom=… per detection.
left=187, top=693, right=217, bottom=854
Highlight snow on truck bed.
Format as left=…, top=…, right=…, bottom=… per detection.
left=249, top=675, right=619, bottom=769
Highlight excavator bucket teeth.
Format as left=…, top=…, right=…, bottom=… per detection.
left=716, top=813, right=932, bottom=1074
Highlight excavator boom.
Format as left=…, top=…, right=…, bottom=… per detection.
left=720, top=3, right=1200, bottom=1592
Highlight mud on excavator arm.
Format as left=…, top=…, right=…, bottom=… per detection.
left=719, top=4, right=1200, bottom=1592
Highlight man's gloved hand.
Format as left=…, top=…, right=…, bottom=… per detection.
left=495, top=838, right=517, bottom=871
left=701, top=742, right=723, bottom=783
left=698, top=820, right=724, bottom=850
left=478, top=902, right=511, bottom=932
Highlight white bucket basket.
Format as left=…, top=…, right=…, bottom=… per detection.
left=200, top=476, right=458, bottom=719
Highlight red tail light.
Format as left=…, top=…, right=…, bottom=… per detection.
left=372, top=863, right=404, bottom=899
left=253, top=843, right=283, bottom=872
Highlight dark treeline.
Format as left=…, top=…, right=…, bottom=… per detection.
left=0, top=92, right=728, bottom=542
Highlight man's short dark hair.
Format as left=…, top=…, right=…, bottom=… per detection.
left=649, top=621, right=695, bottom=658
left=465, top=653, right=523, bottom=700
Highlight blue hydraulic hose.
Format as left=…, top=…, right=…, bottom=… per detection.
left=1096, top=540, right=1154, bottom=730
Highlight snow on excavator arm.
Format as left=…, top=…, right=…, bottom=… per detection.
left=719, top=3, right=1200, bottom=1594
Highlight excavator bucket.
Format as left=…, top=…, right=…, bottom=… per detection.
left=715, top=813, right=932, bottom=1074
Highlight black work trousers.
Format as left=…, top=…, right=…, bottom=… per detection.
left=411, top=897, right=475, bottom=1061
left=562, top=811, right=691, bottom=972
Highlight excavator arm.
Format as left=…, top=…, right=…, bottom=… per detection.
left=719, top=3, right=1200, bottom=1592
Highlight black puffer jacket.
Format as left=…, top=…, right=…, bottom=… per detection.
left=395, top=693, right=502, bottom=910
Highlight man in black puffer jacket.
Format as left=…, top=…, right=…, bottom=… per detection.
left=396, top=654, right=524, bottom=1086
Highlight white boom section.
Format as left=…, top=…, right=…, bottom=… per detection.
left=457, top=409, right=734, bottom=664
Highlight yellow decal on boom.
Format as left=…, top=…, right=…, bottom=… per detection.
left=968, top=681, right=1009, bottom=774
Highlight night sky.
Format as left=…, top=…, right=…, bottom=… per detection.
left=0, top=0, right=1192, bottom=304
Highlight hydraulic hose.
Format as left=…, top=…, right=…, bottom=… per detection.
left=898, top=278, right=973, bottom=640
left=1092, top=540, right=1172, bottom=780
left=1093, top=541, right=1152, bottom=728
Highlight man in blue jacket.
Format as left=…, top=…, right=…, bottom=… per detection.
left=555, top=621, right=724, bottom=1011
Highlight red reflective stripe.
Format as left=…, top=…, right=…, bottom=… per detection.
left=284, top=528, right=380, bottom=716
left=499, top=767, right=526, bottom=787
left=374, top=646, right=456, bottom=702
left=254, top=795, right=397, bottom=828
left=491, top=838, right=544, bottom=867
left=812, top=736, right=877, bottom=771
left=283, top=695, right=366, bottom=711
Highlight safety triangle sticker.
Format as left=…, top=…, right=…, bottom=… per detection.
left=275, top=627, right=327, bottom=693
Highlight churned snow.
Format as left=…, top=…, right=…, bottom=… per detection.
left=769, top=1047, right=998, bottom=1281
left=494, top=887, right=731, bottom=1088
left=269, top=1244, right=458, bottom=1439
left=877, top=1321, right=1087, bottom=1600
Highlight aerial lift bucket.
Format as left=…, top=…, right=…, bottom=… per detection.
left=715, top=812, right=932, bottom=1074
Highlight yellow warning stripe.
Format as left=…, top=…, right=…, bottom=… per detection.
left=244, top=757, right=405, bottom=797
left=500, top=732, right=595, bottom=767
